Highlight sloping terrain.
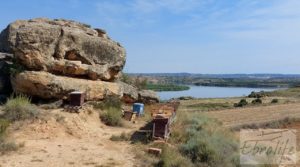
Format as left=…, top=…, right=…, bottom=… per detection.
left=0, top=107, right=141, bottom=167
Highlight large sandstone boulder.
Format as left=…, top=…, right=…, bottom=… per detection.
left=0, top=18, right=126, bottom=81
left=118, top=82, right=139, bottom=103
left=118, top=82, right=160, bottom=104
left=0, top=18, right=159, bottom=103
left=138, top=90, right=160, bottom=104
left=11, top=71, right=122, bottom=100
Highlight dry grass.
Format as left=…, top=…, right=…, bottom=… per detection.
left=100, top=107, right=123, bottom=127
left=204, top=103, right=300, bottom=128
left=231, top=117, right=300, bottom=131
left=3, top=94, right=39, bottom=121
left=168, top=110, right=239, bottom=167
left=180, top=96, right=300, bottom=113
left=110, top=132, right=131, bottom=141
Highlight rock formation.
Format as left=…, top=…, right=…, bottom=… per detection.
left=138, top=90, right=160, bottom=103
left=0, top=18, right=159, bottom=103
left=0, top=18, right=126, bottom=81
left=11, top=71, right=122, bottom=101
left=119, top=82, right=159, bottom=104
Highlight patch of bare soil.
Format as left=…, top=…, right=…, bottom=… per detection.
left=0, top=106, right=142, bottom=167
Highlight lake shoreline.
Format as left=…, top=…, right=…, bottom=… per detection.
left=158, top=85, right=279, bottom=100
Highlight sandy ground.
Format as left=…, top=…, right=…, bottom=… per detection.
left=0, top=107, right=143, bottom=167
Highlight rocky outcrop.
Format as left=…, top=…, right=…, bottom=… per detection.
left=11, top=71, right=122, bottom=100
left=0, top=18, right=126, bottom=81
left=138, top=90, right=159, bottom=104
left=118, top=82, right=160, bottom=104
left=0, top=18, right=159, bottom=103
left=119, top=82, right=139, bottom=103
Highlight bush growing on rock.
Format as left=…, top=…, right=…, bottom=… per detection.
left=120, top=73, right=133, bottom=85
left=3, top=95, right=39, bottom=121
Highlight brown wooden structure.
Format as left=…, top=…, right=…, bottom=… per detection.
left=151, top=101, right=179, bottom=139
left=69, top=91, right=85, bottom=106
left=152, top=115, right=171, bottom=139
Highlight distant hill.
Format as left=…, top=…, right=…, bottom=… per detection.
left=128, top=73, right=300, bottom=88
left=129, top=73, right=300, bottom=79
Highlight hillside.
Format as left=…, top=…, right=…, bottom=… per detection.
left=129, top=73, right=300, bottom=88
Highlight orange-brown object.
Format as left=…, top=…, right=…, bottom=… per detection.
left=148, top=147, right=162, bottom=156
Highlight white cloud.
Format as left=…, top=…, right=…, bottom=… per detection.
left=95, top=0, right=300, bottom=42
left=131, top=0, right=207, bottom=14
left=95, top=0, right=211, bottom=28
left=221, top=0, right=300, bottom=42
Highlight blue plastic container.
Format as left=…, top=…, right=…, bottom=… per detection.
left=133, top=103, right=144, bottom=116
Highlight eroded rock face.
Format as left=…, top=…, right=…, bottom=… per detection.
left=0, top=18, right=159, bottom=103
left=11, top=71, right=122, bottom=100
left=118, top=82, right=160, bottom=104
left=118, top=82, right=139, bottom=103
left=138, top=90, right=160, bottom=104
left=0, top=18, right=126, bottom=81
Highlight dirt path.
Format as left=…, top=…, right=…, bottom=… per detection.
left=204, top=103, right=300, bottom=127
left=0, top=108, right=141, bottom=167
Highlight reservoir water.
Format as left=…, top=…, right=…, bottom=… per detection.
left=158, top=85, right=278, bottom=100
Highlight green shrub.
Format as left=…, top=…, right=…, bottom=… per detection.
left=3, top=94, right=38, bottom=121
left=0, top=139, right=18, bottom=154
left=0, top=119, right=9, bottom=137
left=271, top=99, right=279, bottom=103
left=248, top=91, right=266, bottom=98
left=251, top=98, right=262, bottom=104
left=93, top=96, right=122, bottom=110
left=157, top=146, right=194, bottom=167
left=146, top=84, right=190, bottom=92
left=169, top=112, right=239, bottom=167
left=120, top=73, right=133, bottom=85
left=180, top=132, right=238, bottom=167
left=234, top=99, right=248, bottom=107
left=9, top=60, right=25, bottom=76
left=100, top=107, right=123, bottom=126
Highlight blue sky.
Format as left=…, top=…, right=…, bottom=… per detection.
left=1, top=0, right=300, bottom=74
